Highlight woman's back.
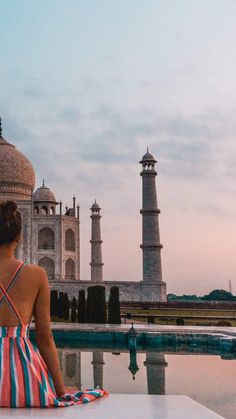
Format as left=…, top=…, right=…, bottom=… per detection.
left=0, top=200, right=108, bottom=407
left=0, top=259, right=56, bottom=407
left=0, top=258, right=108, bottom=407
left=0, top=259, right=41, bottom=327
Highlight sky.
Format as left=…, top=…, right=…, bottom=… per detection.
left=1, top=0, right=236, bottom=295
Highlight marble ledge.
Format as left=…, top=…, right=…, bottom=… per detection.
left=39, top=322, right=236, bottom=338
left=0, top=395, right=223, bottom=418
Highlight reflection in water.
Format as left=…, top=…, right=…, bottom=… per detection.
left=56, top=346, right=236, bottom=418
left=91, top=351, right=105, bottom=388
left=128, top=323, right=139, bottom=380
left=144, top=352, right=168, bottom=395
left=58, top=347, right=168, bottom=396
left=128, top=344, right=139, bottom=379
left=57, top=349, right=81, bottom=389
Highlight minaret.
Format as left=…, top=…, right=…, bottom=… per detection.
left=90, top=200, right=104, bottom=282
left=140, top=148, right=163, bottom=283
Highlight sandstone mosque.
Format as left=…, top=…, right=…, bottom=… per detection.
left=0, top=118, right=166, bottom=302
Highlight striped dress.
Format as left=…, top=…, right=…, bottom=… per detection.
left=0, top=260, right=108, bottom=408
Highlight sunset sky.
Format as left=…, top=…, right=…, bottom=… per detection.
left=1, top=0, right=236, bottom=295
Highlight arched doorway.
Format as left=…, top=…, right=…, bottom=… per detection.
left=65, top=258, right=75, bottom=280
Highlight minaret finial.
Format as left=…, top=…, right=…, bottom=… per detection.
left=147, top=146, right=149, bottom=153
left=42, top=178, right=45, bottom=187
left=0, top=117, right=2, bottom=137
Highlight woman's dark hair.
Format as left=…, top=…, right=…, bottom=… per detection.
left=0, top=201, right=22, bottom=246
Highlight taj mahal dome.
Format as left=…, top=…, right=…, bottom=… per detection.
left=0, top=118, right=166, bottom=302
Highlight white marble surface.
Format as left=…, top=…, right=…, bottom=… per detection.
left=48, top=321, right=236, bottom=336
left=0, top=395, right=223, bottom=418
left=34, top=321, right=236, bottom=342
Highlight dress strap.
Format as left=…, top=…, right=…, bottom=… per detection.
left=0, top=282, right=24, bottom=326
left=0, top=261, right=25, bottom=305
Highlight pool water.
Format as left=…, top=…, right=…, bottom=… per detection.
left=56, top=345, right=236, bottom=419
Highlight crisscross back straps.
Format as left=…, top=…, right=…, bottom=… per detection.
left=0, top=282, right=24, bottom=326
left=0, top=261, right=25, bottom=326
left=0, top=261, right=25, bottom=305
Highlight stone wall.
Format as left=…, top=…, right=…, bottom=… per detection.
left=49, top=280, right=167, bottom=303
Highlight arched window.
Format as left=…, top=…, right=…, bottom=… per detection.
left=38, top=227, right=55, bottom=249
left=65, top=258, right=75, bottom=280
left=34, top=206, right=39, bottom=215
left=65, top=229, right=75, bottom=251
left=38, top=257, right=55, bottom=280
left=41, top=205, right=48, bottom=215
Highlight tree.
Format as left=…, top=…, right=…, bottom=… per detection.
left=77, top=289, right=87, bottom=323
left=86, top=285, right=107, bottom=323
left=202, top=289, right=236, bottom=301
left=63, top=292, right=70, bottom=321
left=167, top=293, right=200, bottom=301
left=50, top=290, right=59, bottom=317
left=71, top=297, right=77, bottom=322
left=108, top=286, right=121, bottom=324
left=58, top=292, right=65, bottom=319
left=86, top=287, right=93, bottom=323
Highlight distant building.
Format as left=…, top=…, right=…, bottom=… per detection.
left=0, top=118, right=166, bottom=302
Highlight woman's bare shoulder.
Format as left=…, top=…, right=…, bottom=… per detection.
left=24, top=264, right=48, bottom=281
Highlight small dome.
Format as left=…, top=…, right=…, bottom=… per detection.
left=0, top=120, right=35, bottom=201
left=91, top=200, right=100, bottom=210
left=33, top=181, right=57, bottom=203
left=140, top=148, right=157, bottom=163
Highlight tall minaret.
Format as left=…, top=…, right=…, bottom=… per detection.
left=90, top=200, right=104, bottom=282
left=140, top=149, right=163, bottom=283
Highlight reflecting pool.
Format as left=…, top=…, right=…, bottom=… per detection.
left=56, top=343, right=236, bottom=419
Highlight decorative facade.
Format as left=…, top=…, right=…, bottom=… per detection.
left=31, top=187, right=80, bottom=281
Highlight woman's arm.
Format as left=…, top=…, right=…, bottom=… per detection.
left=33, top=267, right=66, bottom=396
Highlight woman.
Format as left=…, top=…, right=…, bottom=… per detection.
left=0, top=200, right=108, bottom=407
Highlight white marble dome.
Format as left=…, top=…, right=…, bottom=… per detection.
left=33, top=181, right=57, bottom=203
left=0, top=122, right=35, bottom=201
